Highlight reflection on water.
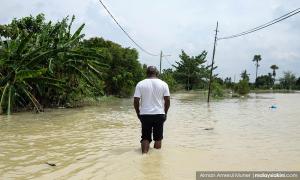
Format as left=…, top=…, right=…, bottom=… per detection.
left=1, top=92, right=300, bottom=179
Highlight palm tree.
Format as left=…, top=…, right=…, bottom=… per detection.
left=253, top=55, right=262, bottom=82
left=270, top=64, right=279, bottom=79
left=240, top=70, right=250, bottom=82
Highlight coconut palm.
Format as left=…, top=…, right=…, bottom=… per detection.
left=252, top=55, right=262, bottom=82
left=240, top=70, right=250, bottom=82
left=270, top=64, right=279, bottom=79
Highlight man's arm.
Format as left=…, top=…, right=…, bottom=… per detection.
left=164, top=96, right=170, bottom=114
left=133, top=97, right=140, bottom=117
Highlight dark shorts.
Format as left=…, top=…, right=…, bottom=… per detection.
left=139, top=114, right=166, bottom=143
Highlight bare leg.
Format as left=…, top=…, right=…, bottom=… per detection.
left=141, top=140, right=150, bottom=154
left=154, top=141, right=162, bottom=149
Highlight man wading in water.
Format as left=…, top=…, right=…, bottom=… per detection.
left=133, top=66, right=170, bottom=154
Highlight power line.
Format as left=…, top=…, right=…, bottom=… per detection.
left=97, top=0, right=159, bottom=56
left=234, top=8, right=300, bottom=36
left=218, top=8, right=300, bottom=40
left=163, top=55, right=174, bottom=66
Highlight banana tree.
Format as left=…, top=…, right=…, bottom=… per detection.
left=0, top=33, right=67, bottom=114
left=0, top=14, right=108, bottom=114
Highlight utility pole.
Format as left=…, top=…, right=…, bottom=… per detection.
left=207, top=22, right=219, bottom=103
left=159, top=51, right=171, bottom=74
left=234, top=74, right=236, bottom=83
left=159, top=51, right=163, bottom=74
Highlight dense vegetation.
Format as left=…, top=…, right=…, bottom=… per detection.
left=0, top=14, right=144, bottom=114
left=82, top=37, right=145, bottom=97
left=229, top=55, right=300, bottom=94
left=172, top=50, right=210, bottom=90
left=1, top=14, right=299, bottom=114
left=162, top=52, right=300, bottom=98
left=236, top=70, right=250, bottom=95
left=250, top=55, right=300, bottom=90
left=159, top=50, right=225, bottom=97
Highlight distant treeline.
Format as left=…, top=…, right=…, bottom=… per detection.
left=217, top=70, right=300, bottom=95
left=161, top=54, right=300, bottom=97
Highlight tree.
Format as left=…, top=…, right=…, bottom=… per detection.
left=280, top=71, right=297, bottom=90
left=237, top=80, right=250, bottom=95
left=296, top=77, right=300, bottom=90
left=270, top=64, right=279, bottom=79
left=173, top=50, right=209, bottom=90
left=252, top=54, right=262, bottom=82
left=241, top=70, right=250, bottom=81
left=82, top=37, right=144, bottom=97
left=255, top=73, right=274, bottom=89
left=224, top=77, right=233, bottom=89
left=0, top=14, right=107, bottom=114
left=235, top=70, right=250, bottom=95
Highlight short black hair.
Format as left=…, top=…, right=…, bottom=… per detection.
left=146, top=66, right=158, bottom=77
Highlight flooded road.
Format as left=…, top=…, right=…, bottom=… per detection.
left=1, top=92, right=300, bottom=179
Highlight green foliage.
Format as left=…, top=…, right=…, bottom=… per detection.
left=212, top=81, right=224, bottom=97
left=160, top=68, right=177, bottom=91
left=253, top=54, right=262, bottom=84
left=255, top=73, right=274, bottom=89
left=236, top=80, right=250, bottom=95
left=0, top=14, right=107, bottom=114
left=224, top=77, right=233, bottom=89
left=0, top=14, right=45, bottom=39
left=173, top=50, right=209, bottom=90
left=82, top=37, right=144, bottom=97
left=279, top=71, right=297, bottom=90
left=241, top=70, right=250, bottom=81
left=296, top=77, right=300, bottom=90
left=213, top=77, right=224, bottom=85
left=234, top=70, right=250, bottom=95
left=253, top=55, right=262, bottom=63
left=270, top=64, right=279, bottom=78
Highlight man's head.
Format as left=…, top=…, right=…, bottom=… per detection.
left=146, top=66, right=158, bottom=77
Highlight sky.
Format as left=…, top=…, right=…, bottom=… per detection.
left=1, top=0, right=300, bottom=82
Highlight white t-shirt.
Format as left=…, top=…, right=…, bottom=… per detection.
left=134, top=78, right=170, bottom=115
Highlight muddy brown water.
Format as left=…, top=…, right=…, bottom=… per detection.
left=0, top=92, right=300, bottom=179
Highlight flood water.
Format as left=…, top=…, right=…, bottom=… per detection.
left=1, top=92, right=300, bottom=179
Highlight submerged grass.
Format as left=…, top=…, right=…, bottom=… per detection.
left=251, top=89, right=297, bottom=93
left=69, top=96, right=121, bottom=107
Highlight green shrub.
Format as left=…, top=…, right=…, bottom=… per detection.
left=237, top=80, right=250, bottom=95
left=160, top=69, right=177, bottom=92
left=212, top=82, right=224, bottom=97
